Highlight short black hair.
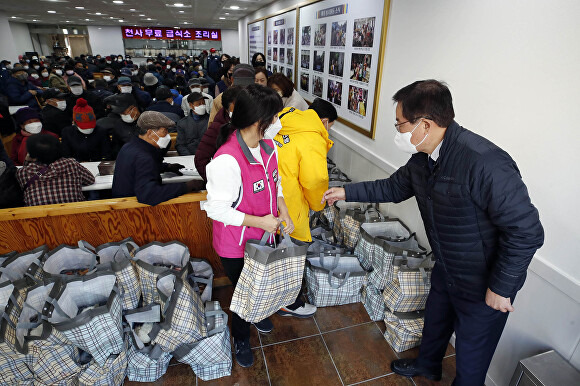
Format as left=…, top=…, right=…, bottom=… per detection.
left=267, top=73, right=294, bottom=98
left=392, top=80, right=455, bottom=128
left=222, top=85, right=243, bottom=112
left=309, top=98, right=338, bottom=122
left=26, top=134, right=62, bottom=165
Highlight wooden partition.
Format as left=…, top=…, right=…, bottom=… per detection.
left=0, top=193, right=227, bottom=280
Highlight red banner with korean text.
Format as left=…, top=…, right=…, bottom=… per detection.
left=122, top=27, right=221, bottom=41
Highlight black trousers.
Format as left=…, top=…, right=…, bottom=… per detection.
left=416, top=263, right=512, bottom=386
left=220, top=256, right=305, bottom=341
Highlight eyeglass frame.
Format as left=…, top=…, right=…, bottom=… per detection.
left=394, top=116, right=431, bottom=133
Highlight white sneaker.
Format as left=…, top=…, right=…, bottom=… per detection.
left=277, top=303, right=317, bottom=318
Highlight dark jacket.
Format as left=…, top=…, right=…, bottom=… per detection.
left=112, top=137, right=186, bottom=206
left=61, top=125, right=112, bottom=162
left=66, top=91, right=107, bottom=119
left=0, top=164, right=24, bottom=209
left=194, top=107, right=231, bottom=182
left=41, top=104, right=71, bottom=137
left=344, top=121, right=544, bottom=300
left=146, top=100, right=184, bottom=118
left=4, top=77, right=42, bottom=107
left=175, top=113, right=209, bottom=155
left=96, top=113, right=138, bottom=159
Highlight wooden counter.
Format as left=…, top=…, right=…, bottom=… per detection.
left=0, top=192, right=227, bottom=280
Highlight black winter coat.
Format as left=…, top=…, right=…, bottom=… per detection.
left=41, top=104, right=71, bottom=137
left=61, top=125, right=112, bottom=162
left=96, top=113, right=138, bottom=159
left=344, top=121, right=544, bottom=300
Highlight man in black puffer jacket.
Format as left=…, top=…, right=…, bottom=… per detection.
left=323, top=80, right=544, bottom=386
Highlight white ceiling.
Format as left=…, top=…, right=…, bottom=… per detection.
left=1, top=0, right=274, bottom=30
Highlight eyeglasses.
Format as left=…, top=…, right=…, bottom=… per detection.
left=394, top=117, right=430, bottom=133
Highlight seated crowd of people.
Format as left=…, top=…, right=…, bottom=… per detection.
left=0, top=51, right=310, bottom=209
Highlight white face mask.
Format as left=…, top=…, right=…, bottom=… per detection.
left=70, top=86, right=83, bottom=96
left=106, top=60, right=112, bottom=64
left=24, top=122, right=42, bottom=134
left=202, top=88, right=209, bottom=94
left=263, top=117, right=282, bottom=139
left=55, top=69, right=63, bottom=76
left=33, top=65, right=40, bottom=70
left=41, top=71, right=49, bottom=77
left=193, top=105, right=206, bottom=115
left=103, top=76, right=112, bottom=82
left=190, top=87, right=201, bottom=93
left=66, top=70, right=74, bottom=76
left=171, top=68, right=176, bottom=73
left=23, top=65, right=29, bottom=70
left=78, top=127, right=94, bottom=135
left=121, top=114, right=135, bottom=123
left=120, top=86, right=132, bottom=94
left=228, top=111, right=233, bottom=118
left=31, top=74, right=39, bottom=79
left=393, top=120, right=428, bottom=154
left=56, top=100, right=67, bottom=111
left=6, top=64, right=12, bottom=70
left=132, top=70, right=138, bottom=76
left=152, top=130, right=171, bottom=148
left=276, top=90, right=283, bottom=98
left=166, top=65, right=171, bottom=69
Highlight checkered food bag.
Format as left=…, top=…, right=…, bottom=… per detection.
left=384, top=309, right=424, bottom=353
left=187, top=258, right=214, bottom=302
left=0, top=246, right=48, bottom=286
left=306, top=253, right=366, bottom=307
left=76, top=339, right=128, bottom=386
left=361, top=284, right=386, bottom=321
left=124, top=304, right=173, bottom=382
left=0, top=251, right=16, bottom=275
left=45, top=273, right=124, bottom=367
left=367, top=233, right=427, bottom=290
left=12, top=282, right=82, bottom=385
left=134, top=241, right=190, bottom=307
left=310, top=209, right=333, bottom=232
left=231, top=231, right=308, bottom=323
left=321, top=203, right=339, bottom=230
left=173, top=301, right=232, bottom=381
left=354, top=220, right=411, bottom=271
left=341, top=206, right=385, bottom=249
left=331, top=201, right=372, bottom=246
left=42, top=243, right=101, bottom=282
left=328, top=166, right=352, bottom=188
left=150, top=275, right=206, bottom=352
left=383, top=254, right=434, bottom=312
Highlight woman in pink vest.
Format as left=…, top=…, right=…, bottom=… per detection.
left=204, top=84, right=294, bottom=368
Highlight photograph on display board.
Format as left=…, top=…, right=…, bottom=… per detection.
left=267, top=48, right=272, bottom=59
left=287, top=27, right=294, bottom=45
left=268, top=32, right=272, bottom=45
left=286, top=68, right=293, bottom=80
left=327, top=79, right=342, bottom=106
left=273, top=30, right=278, bottom=44
left=331, top=20, right=347, bottom=47
left=301, top=50, right=310, bottom=69
left=348, top=85, right=368, bottom=117
left=287, top=48, right=294, bottom=65
left=329, top=52, right=345, bottom=77
left=279, top=48, right=285, bottom=63
left=300, top=72, right=309, bottom=92
left=314, top=23, right=327, bottom=46
left=313, top=75, right=323, bottom=98
left=273, top=64, right=278, bottom=73
left=302, top=26, right=311, bottom=45
left=353, top=17, right=376, bottom=48
left=350, top=53, right=371, bottom=83
left=313, top=50, right=325, bottom=72
left=267, top=64, right=272, bottom=72
left=273, top=48, right=278, bottom=62
left=280, top=29, right=286, bottom=45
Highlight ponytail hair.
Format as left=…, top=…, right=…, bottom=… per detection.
left=216, top=122, right=235, bottom=150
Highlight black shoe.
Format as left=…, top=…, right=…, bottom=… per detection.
left=252, top=317, right=273, bottom=333
left=234, top=338, right=254, bottom=368
left=391, top=359, right=442, bottom=381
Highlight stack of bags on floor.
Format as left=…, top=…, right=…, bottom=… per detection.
left=0, top=240, right=231, bottom=385
left=327, top=157, right=352, bottom=188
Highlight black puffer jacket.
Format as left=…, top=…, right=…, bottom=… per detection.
left=344, top=121, right=544, bottom=300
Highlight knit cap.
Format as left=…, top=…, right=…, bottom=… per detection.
left=73, top=98, right=96, bottom=129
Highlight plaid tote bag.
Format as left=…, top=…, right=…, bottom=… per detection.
left=187, top=258, right=215, bottom=303
left=172, top=300, right=232, bottom=381
left=0, top=246, right=48, bottom=286
left=41, top=243, right=101, bottom=282
left=133, top=241, right=190, bottom=307
left=231, top=231, right=308, bottom=323
left=383, top=255, right=434, bottom=313
left=341, top=206, right=385, bottom=249
left=331, top=201, right=370, bottom=246
left=75, top=339, right=128, bottom=386
left=354, top=219, right=411, bottom=271
left=124, top=304, right=173, bottom=382
left=361, top=283, right=386, bottom=321
left=44, top=273, right=125, bottom=367
left=384, top=308, right=425, bottom=353
left=305, top=252, right=366, bottom=307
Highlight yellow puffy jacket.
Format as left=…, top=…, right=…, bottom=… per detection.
left=274, top=107, right=333, bottom=242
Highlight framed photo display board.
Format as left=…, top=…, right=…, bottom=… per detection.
left=265, top=9, right=297, bottom=86
left=248, top=20, right=266, bottom=63
left=298, top=0, right=390, bottom=138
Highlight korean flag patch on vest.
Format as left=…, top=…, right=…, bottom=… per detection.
left=253, top=179, right=265, bottom=193
left=272, top=169, right=278, bottom=183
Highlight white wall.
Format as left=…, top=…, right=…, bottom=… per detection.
left=241, top=0, right=580, bottom=385
left=87, top=25, right=125, bottom=56
left=0, top=13, right=19, bottom=63
left=221, top=29, right=240, bottom=58
left=9, top=22, right=34, bottom=54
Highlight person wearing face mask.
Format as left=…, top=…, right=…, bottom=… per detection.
left=39, top=67, right=51, bottom=88
left=322, top=80, right=544, bottom=386
left=10, top=108, right=58, bottom=166
left=41, top=88, right=71, bottom=137
left=215, top=59, right=238, bottom=97
left=27, top=68, right=42, bottom=88
left=143, top=72, right=160, bottom=99
left=4, top=68, right=44, bottom=108
left=267, top=73, right=308, bottom=111
left=64, top=76, right=105, bottom=119
left=99, top=93, right=141, bottom=158
left=181, top=78, right=213, bottom=117
left=101, top=69, right=117, bottom=92
left=195, top=85, right=242, bottom=182
left=208, top=64, right=255, bottom=127
left=251, top=53, right=273, bottom=77
left=63, top=64, right=86, bottom=89
left=74, top=61, right=92, bottom=81
left=175, top=92, right=209, bottom=156
left=117, top=75, right=152, bottom=111
left=61, top=98, right=111, bottom=162
left=206, top=48, right=221, bottom=82
left=146, top=86, right=184, bottom=119
left=112, top=111, right=201, bottom=206
left=204, top=84, right=294, bottom=369
left=48, top=65, right=68, bottom=92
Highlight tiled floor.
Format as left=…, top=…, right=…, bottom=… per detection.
left=124, top=286, right=456, bottom=386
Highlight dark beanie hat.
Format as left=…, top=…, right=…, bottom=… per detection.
left=14, top=107, right=41, bottom=125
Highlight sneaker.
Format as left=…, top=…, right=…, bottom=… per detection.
left=234, top=338, right=254, bottom=368
left=252, top=317, right=273, bottom=333
left=277, top=303, right=317, bottom=318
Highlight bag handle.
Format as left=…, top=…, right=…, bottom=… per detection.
left=187, top=275, right=213, bottom=303
left=319, top=254, right=350, bottom=289
left=77, top=240, right=100, bottom=272
left=119, top=241, right=139, bottom=261
left=205, top=309, right=229, bottom=336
